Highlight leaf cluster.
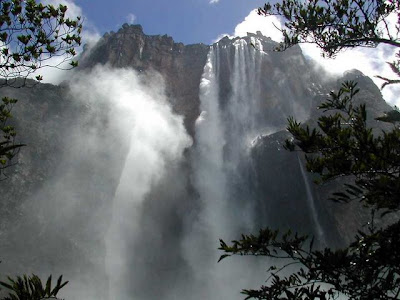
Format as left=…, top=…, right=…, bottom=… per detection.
left=219, top=221, right=400, bottom=299
left=0, top=274, right=68, bottom=300
left=0, top=0, right=82, bottom=85
left=0, top=96, right=24, bottom=179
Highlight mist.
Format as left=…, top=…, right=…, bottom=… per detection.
left=68, top=66, right=192, bottom=299
left=0, top=65, right=192, bottom=299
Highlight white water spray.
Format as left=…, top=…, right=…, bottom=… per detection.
left=183, top=45, right=234, bottom=296
left=68, top=65, right=192, bottom=300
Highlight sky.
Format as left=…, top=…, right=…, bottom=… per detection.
left=41, top=0, right=399, bottom=106
left=73, top=0, right=268, bottom=45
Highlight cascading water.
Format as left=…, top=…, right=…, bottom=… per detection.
left=183, top=44, right=236, bottom=299
left=297, top=155, right=326, bottom=244
left=182, top=37, right=281, bottom=299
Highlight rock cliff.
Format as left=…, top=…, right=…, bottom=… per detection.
left=79, top=24, right=209, bottom=136
left=0, top=24, right=394, bottom=299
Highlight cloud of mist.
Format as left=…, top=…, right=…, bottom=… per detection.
left=125, top=13, right=136, bottom=24
left=67, top=65, right=192, bottom=299
left=2, top=64, right=192, bottom=299
left=300, top=43, right=400, bottom=105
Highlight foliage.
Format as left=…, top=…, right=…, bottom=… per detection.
left=0, top=0, right=82, bottom=177
left=0, top=0, right=82, bottom=84
left=220, top=222, right=400, bottom=299
left=219, top=1, right=400, bottom=299
left=0, top=96, right=23, bottom=177
left=0, top=274, right=68, bottom=300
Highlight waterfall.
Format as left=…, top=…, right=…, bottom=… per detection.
left=183, top=38, right=271, bottom=299
left=297, top=155, right=326, bottom=244
left=183, top=44, right=233, bottom=298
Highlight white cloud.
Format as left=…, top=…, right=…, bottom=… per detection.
left=234, top=9, right=284, bottom=43
left=300, top=43, right=399, bottom=106
left=209, top=0, right=219, bottom=4
left=67, top=65, right=192, bottom=299
left=126, top=13, right=136, bottom=24
left=229, top=9, right=400, bottom=106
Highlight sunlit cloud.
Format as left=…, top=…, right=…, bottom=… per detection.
left=126, top=13, right=136, bottom=24
left=209, top=0, right=220, bottom=4
left=300, top=43, right=399, bottom=106
left=213, top=10, right=283, bottom=44
left=234, top=9, right=284, bottom=43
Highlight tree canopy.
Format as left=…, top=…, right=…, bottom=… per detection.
left=219, top=1, right=400, bottom=299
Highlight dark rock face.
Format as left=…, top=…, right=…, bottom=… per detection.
left=0, top=24, right=395, bottom=299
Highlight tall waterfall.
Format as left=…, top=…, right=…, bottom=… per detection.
left=298, top=155, right=326, bottom=245
left=182, top=38, right=278, bottom=299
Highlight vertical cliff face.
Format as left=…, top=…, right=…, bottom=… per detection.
left=0, top=24, right=394, bottom=300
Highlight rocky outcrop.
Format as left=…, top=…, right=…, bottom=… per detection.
left=79, top=24, right=209, bottom=136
